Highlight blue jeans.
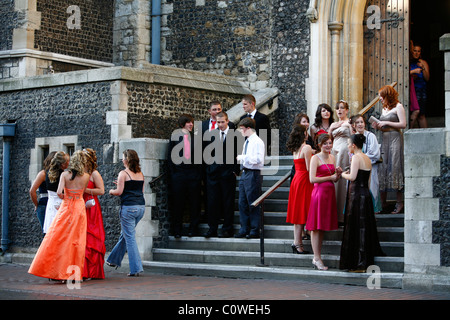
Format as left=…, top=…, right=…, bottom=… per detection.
left=35, top=204, right=46, bottom=232
left=107, top=205, right=145, bottom=274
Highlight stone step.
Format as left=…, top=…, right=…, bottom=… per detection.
left=185, top=223, right=404, bottom=242
left=143, top=261, right=404, bottom=289
left=167, top=236, right=404, bottom=257
left=152, top=248, right=404, bottom=272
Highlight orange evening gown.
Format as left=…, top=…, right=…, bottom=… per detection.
left=82, top=180, right=106, bottom=279
left=28, top=188, right=87, bottom=281
left=286, top=158, right=314, bottom=225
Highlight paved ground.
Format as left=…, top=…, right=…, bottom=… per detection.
left=1, top=263, right=449, bottom=302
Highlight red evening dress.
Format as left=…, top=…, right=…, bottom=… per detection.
left=286, top=158, right=314, bottom=225
left=306, top=164, right=338, bottom=231
left=83, top=180, right=106, bottom=279
left=28, top=188, right=87, bottom=281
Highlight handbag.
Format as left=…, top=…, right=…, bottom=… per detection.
left=85, top=191, right=95, bottom=208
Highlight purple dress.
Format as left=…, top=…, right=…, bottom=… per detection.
left=306, top=164, right=338, bottom=231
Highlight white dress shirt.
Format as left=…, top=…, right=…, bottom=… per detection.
left=237, top=132, right=265, bottom=170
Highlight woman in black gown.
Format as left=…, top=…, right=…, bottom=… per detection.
left=340, top=134, right=384, bottom=272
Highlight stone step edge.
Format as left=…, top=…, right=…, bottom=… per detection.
left=167, top=236, right=404, bottom=248
left=142, top=260, right=404, bottom=289
left=153, top=248, right=404, bottom=263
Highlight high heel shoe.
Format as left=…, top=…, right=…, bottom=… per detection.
left=106, top=261, right=119, bottom=270
left=291, top=243, right=310, bottom=254
left=127, top=273, right=140, bottom=277
left=391, top=202, right=404, bottom=214
left=312, top=258, right=328, bottom=271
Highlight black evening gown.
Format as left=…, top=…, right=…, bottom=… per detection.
left=339, top=169, right=385, bottom=270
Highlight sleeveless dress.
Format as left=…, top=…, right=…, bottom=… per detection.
left=83, top=180, right=106, bottom=279
left=306, top=163, right=338, bottom=231
left=331, top=126, right=351, bottom=219
left=42, top=170, right=63, bottom=234
left=378, top=108, right=404, bottom=191
left=339, top=170, right=385, bottom=270
left=286, top=158, right=314, bottom=225
left=28, top=188, right=87, bottom=281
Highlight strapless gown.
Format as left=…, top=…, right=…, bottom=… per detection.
left=29, top=188, right=87, bottom=281
left=286, top=158, right=314, bottom=225
left=339, top=170, right=385, bottom=270
left=83, top=180, right=106, bottom=279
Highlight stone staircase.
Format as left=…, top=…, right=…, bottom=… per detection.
left=146, top=156, right=405, bottom=289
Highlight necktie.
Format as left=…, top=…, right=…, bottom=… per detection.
left=221, top=131, right=225, bottom=142
left=247, top=114, right=252, bottom=118
left=211, top=120, right=216, bottom=130
left=183, top=134, right=191, bottom=160
left=240, top=140, right=249, bottom=171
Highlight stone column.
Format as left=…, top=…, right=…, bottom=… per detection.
left=113, top=0, right=150, bottom=67
left=328, top=22, right=343, bottom=112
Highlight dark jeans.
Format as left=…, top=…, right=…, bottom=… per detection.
left=238, top=170, right=262, bottom=236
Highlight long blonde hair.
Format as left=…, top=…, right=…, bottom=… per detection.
left=67, top=150, right=86, bottom=180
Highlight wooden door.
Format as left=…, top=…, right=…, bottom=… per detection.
left=363, top=0, right=410, bottom=121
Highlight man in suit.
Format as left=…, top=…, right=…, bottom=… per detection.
left=239, top=94, right=271, bottom=153
left=202, top=100, right=223, bottom=134
left=203, top=112, right=240, bottom=238
left=167, top=114, right=202, bottom=238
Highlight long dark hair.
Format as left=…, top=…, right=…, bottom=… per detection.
left=286, top=125, right=307, bottom=153
left=313, top=103, right=334, bottom=128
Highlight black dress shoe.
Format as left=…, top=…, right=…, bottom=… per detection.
left=220, top=231, right=233, bottom=238
left=246, top=233, right=259, bottom=239
left=204, top=230, right=217, bottom=238
left=234, top=232, right=247, bottom=238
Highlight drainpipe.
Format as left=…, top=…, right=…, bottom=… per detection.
left=151, top=0, right=161, bottom=65
left=0, top=123, right=16, bottom=254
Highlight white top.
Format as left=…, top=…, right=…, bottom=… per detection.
left=237, top=132, right=265, bottom=170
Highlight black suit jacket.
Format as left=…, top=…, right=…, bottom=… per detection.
left=240, top=110, right=271, bottom=149
left=204, top=128, right=240, bottom=181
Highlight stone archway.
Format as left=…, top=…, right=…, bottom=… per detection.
left=305, top=0, right=409, bottom=118
left=306, top=0, right=367, bottom=118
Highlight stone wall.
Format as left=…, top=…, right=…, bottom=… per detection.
left=35, top=0, right=114, bottom=63
left=0, top=0, right=21, bottom=51
left=126, top=81, right=242, bottom=139
left=433, top=155, right=450, bottom=266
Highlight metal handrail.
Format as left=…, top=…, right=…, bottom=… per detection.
left=250, top=171, right=291, bottom=266
left=148, top=172, right=166, bottom=188
left=359, top=81, right=397, bottom=115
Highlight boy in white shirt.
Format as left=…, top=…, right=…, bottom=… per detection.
left=235, top=117, right=265, bottom=238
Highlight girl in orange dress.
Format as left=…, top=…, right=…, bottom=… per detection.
left=28, top=150, right=90, bottom=282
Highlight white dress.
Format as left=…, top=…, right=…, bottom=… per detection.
left=42, top=190, right=62, bottom=233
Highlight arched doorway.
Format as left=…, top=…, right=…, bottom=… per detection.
left=409, top=0, right=450, bottom=127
